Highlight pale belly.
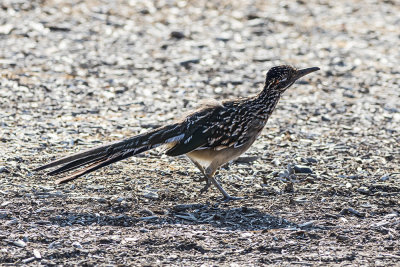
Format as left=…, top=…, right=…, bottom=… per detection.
left=186, top=136, right=258, bottom=167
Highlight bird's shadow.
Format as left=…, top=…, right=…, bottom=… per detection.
left=50, top=203, right=296, bottom=231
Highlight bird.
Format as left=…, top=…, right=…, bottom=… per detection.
left=35, top=65, right=319, bottom=201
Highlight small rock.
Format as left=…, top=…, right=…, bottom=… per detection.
left=124, top=237, right=138, bottom=242
left=5, top=218, right=18, bottom=225
left=215, top=33, right=231, bottom=42
left=0, top=24, right=13, bottom=35
left=298, top=220, right=315, bottom=228
left=272, top=159, right=280, bottom=166
left=170, top=31, right=185, bottom=39
left=305, top=157, right=318, bottom=164
left=241, top=232, right=253, bottom=238
left=33, top=249, right=41, bottom=259
left=168, top=254, right=178, bottom=260
left=380, top=175, right=389, bottom=181
left=13, top=240, right=26, bottom=248
left=0, top=166, right=10, bottom=173
left=22, top=257, right=35, bottom=264
left=293, top=165, right=313, bottom=174
left=385, top=213, right=397, bottom=219
left=87, top=185, right=104, bottom=190
left=0, top=210, right=9, bottom=219
left=357, top=187, right=370, bottom=194
left=72, top=241, right=82, bottom=249
left=336, top=234, right=349, bottom=241
left=97, top=198, right=107, bottom=203
left=139, top=209, right=154, bottom=216
left=142, top=191, right=159, bottom=200
left=36, top=220, right=51, bottom=225
left=179, top=58, right=200, bottom=67
left=48, top=241, right=62, bottom=249
left=340, top=208, right=365, bottom=217
left=321, top=115, right=331, bottom=121
left=372, top=220, right=389, bottom=227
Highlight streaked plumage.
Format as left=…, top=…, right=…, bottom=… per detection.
left=35, top=65, right=319, bottom=200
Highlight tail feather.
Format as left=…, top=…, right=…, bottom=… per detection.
left=47, top=154, right=108, bottom=176
left=55, top=145, right=162, bottom=184
left=55, top=152, right=126, bottom=184
left=34, top=143, right=112, bottom=171
left=36, top=123, right=184, bottom=183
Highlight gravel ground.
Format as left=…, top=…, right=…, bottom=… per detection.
left=1, top=0, right=399, bottom=266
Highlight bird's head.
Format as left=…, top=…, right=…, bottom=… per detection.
left=265, top=65, right=320, bottom=93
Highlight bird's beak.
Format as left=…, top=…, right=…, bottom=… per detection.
left=295, top=67, right=320, bottom=80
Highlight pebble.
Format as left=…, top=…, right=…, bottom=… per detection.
left=340, top=208, right=365, bottom=217
left=298, top=220, right=315, bottom=228
left=179, top=58, right=200, bottom=67
left=380, top=175, right=389, bottom=181
left=72, top=241, right=83, bottom=249
left=305, top=158, right=318, bottom=164
left=13, top=240, right=26, bottom=248
left=385, top=213, right=397, bottom=219
left=97, top=198, right=107, bottom=203
left=22, top=257, right=35, bottom=264
left=139, top=209, right=154, bottom=216
left=142, top=191, right=159, bottom=200
left=321, top=115, right=331, bottom=122
left=0, top=24, right=13, bottom=35
left=0, top=166, right=10, bottom=173
left=293, top=165, right=313, bottom=174
left=0, top=210, right=9, bottom=219
left=372, top=220, right=389, bottom=227
left=33, top=249, right=41, bottom=259
left=272, top=159, right=281, bottom=166
left=5, top=218, right=18, bottom=225
left=357, top=187, right=370, bottom=194
left=170, top=31, right=185, bottom=39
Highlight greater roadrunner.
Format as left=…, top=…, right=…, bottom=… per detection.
left=35, top=65, right=319, bottom=201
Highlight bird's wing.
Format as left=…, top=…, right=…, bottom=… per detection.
left=165, top=101, right=255, bottom=156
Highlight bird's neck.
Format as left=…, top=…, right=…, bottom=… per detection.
left=251, top=85, right=282, bottom=119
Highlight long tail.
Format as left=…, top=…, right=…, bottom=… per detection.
left=35, top=123, right=184, bottom=184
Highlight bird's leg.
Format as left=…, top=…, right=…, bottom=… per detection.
left=187, top=156, right=205, bottom=176
left=186, top=156, right=210, bottom=192
left=204, top=165, right=243, bottom=202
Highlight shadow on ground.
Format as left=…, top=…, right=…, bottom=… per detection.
left=49, top=204, right=296, bottom=231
